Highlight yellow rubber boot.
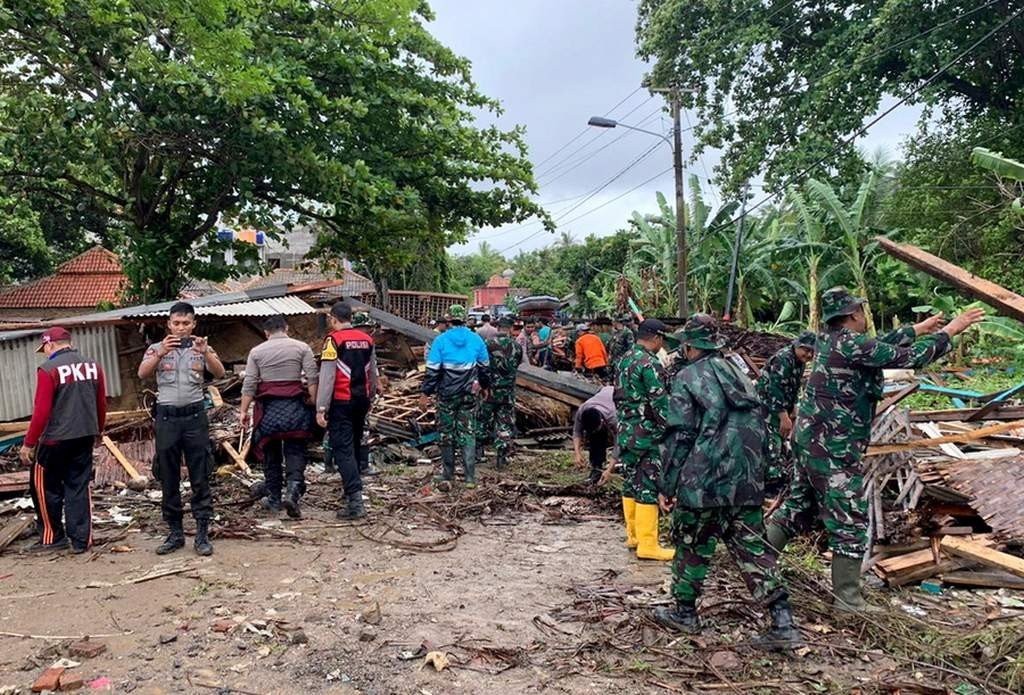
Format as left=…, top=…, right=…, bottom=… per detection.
left=635, top=503, right=675, bottom=561
left=622, top=497, right=638, bottom=548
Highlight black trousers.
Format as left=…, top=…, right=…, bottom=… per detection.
left=264, top=439, right=307, bottom=498
left=587, top=428, right=610, bottom=475
left=328, top=399, right=369, bottom=498
left=154, top=406, right=213, bottom=523
left=31, top=436, right=94, bottom=548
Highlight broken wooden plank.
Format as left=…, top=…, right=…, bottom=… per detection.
left=909, top=406, right=1024, bottom=423
left=877, top=237, right=1024, bottom=324
left=207, top=385, right=224, bottom=408
left=222, top=441, right=252, bottom=476
left=101, top=436, right=143, bottom=481
left=0, top=516, right=32, bottom=554
left=0, top=470, right=30, bottom=495
left=940, top=536, right=1024, bottom=579
left=868, top=419, right=1024, bottom=456
left=940, top=569, right=1024, bottom=590
left=873, top=383, right=920, bottom=424
left=918, top=422, right=966, bottom=460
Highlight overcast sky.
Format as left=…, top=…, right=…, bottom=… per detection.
left=428, top=0, right=920, bottom=257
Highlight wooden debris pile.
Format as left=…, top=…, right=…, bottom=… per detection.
left=864, top=370, right=1024, bottom=591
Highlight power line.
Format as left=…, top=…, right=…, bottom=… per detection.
left=703, top=3, right=1024, bottom=241
left=530, top=87, right=643, bottom=171
left=499, top=141, right=665, bottom=254
left=538, top=104, right=667, bottom=186
left=534, top=95, right=655, bottom=179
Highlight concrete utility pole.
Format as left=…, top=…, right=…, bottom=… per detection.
left=589, top=85, right=695, bottom=318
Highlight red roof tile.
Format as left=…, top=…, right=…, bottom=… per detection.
left=0, top=246, right=126, bottom=309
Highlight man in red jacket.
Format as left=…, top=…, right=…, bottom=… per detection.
left=316, top=302, right=381, bottom=520
left=19, top=327, right=107, bottom=554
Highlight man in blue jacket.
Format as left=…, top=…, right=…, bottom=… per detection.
left=420, top=304, right=491, bottom=488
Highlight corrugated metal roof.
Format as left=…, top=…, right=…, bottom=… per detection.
left=126, top=295, right=314, bottom=318
left=0, top=325, right=123, bottom=422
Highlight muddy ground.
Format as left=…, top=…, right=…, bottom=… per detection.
left=1, top=455, right=1021, bottom=694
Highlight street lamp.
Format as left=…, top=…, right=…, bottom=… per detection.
left=588, top=94, right=689, bottom=317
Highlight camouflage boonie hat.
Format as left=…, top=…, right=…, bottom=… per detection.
left=821, top=287, right=866, bottom=323
left=352, top=311, right=372, bottom=327
left=674, top=313, right=726, bottom=351
left=794, top=330, right=817, bottom=349
left=447, top=304, right=467, bottom=322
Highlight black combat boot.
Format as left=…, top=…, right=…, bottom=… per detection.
left=495, top=450, right=508, bottom=470
left=194, top=519, right=213, bottom=556
left=336, top=495, right=366, bottom=520
left=282, top=481, right=302, bottom=519
left=156, top=521, right=185, bottom=555
left=751, top=595, right=802, bottom=651
left=653, top=601, right=701, bottom=634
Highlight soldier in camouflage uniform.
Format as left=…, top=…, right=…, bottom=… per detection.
left=766, top=288, right=984, bottom=612
left=477, top=317, right=523, bottom=468
left=608, top=314, right=636, bottom=374
left=756, top=331, right=816, bottom=495
left=421, top=304, right=491, bottom=489
left=614, top=318, right=675, bottom=561
left=655, top=314, right=800, bottom=649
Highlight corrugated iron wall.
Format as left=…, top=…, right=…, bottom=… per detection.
left=0, top=325, right=122, bottom=421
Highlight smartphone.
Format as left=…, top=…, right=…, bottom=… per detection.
left=177, top=336, right=194, bottom=350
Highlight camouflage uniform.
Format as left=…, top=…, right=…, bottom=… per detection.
left=608, top=326, right=635, bottom=373
left=438, top=393, right=477, bottom=450
left=661, top=342, right=785, bottom=606
left=614, top=343, right=669, bottom=505
left=477, top=334, right=523, bottom=459
left=756, top=344, right=804, bottom=489
left=770, top=308, right=951, bottom=559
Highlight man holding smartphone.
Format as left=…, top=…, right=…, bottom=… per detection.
left=139, top=302, right=225, bottom=556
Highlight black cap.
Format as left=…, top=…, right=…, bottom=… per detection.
left=497, top=316, right=514, bottom=327
left=637, top=318, right=669, bottom=336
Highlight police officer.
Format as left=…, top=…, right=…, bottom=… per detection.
left=316, top=302, right=381, bottom=519
left=139, top=302, right=225, bottom=556
left=20, top=327, right=107, bottom=554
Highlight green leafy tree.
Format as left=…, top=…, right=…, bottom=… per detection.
left=636, top=1, right=1024, bottom=191
left=0, top=0, right=547, bottom=302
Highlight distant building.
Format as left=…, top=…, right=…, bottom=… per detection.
left=0, top=246, right=127, bottom=321
left=472, top=273, right=528, bottom=310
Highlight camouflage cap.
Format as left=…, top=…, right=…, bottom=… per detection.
left=447, top=304, right=467, bottom=322
left=352, top=311, right=372, bottom=327
left=497, top=316, right=514, bottom=327
left=674, top=313, right=726, bottom=351
left=794, top=330, right=817, bottom=349
left=821, top=286, right=866, bottom=323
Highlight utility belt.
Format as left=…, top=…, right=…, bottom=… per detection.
left=154, top=401, right=206, bottom=418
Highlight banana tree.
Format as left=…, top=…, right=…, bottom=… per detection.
left=972, top=147, right=1024, bottom=215
left=805, top=173, right=887, bottom=334
left=782, top=187, right=831, bottom=331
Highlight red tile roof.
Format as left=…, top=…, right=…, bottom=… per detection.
left=0, top=246, right=127, bottom=309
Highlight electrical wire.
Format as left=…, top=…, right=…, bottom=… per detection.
left=529, top=87, right=643, bottom=171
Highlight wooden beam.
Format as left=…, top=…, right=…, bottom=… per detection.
left=909, top=406, right=1024, bottom=423
left=868, top=419, right=1024, bottom=456
left=222, top=441, right=252, bottom=476
left=0, top=516, right=32, bottom=554
left=877, top=237, right=1024, bottom=324
left=873, top=383, right=920, bottom=424
left=101, top=436, right=142, bottom=481
left=941, top=536, right=1024, bottom=579
left=0, top=470, right=29, bottom=494
left=940, top=569, right=1024, bottom=590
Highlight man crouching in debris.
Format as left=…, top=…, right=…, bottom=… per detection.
left=139, top=302, right=225, bottom=556
left=317, top=302, right=381, bottom=519
left=240, top=315, right=318, bottom=518
left=765, top=288, right=984, bottom=612
left=655, top=314, right=800, bottom=650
